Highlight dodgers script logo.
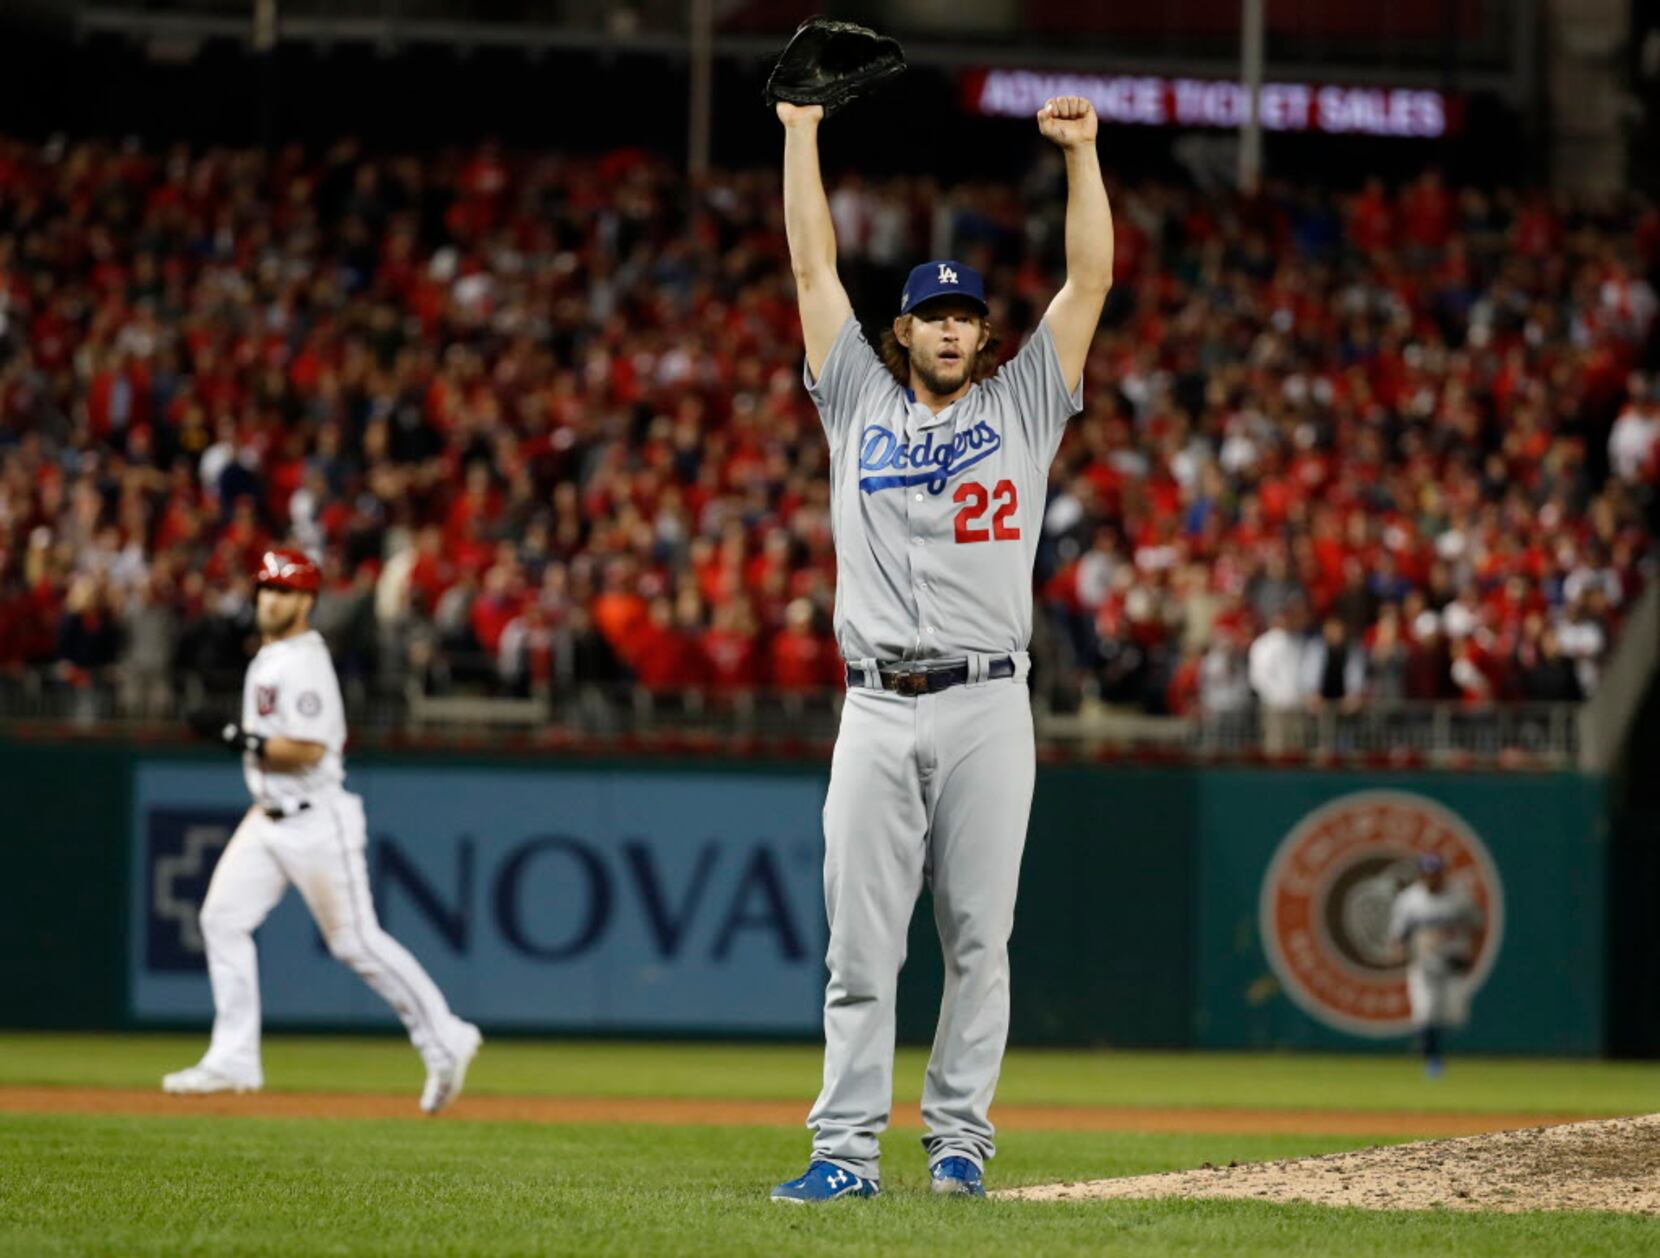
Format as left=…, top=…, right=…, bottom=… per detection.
left=859, top=421, right=1002, bottom=494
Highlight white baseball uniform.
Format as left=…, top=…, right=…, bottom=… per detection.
left=194, top=628, right=474, bottom=1087
left=803, top=314, right=1081, bottom=1181
left=1388, top=880, right=1483, bottom=1029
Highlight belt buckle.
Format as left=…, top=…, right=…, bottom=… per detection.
left=890, top=669, right=929, bottom=697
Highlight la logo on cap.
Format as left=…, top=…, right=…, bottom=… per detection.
left=938, top=264, right=958, bottom=284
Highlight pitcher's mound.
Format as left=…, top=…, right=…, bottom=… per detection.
left=1001, top=1113, right=1660, bottom=1214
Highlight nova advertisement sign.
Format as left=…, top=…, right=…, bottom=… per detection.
left=129, top=763, right=828, bottom=1034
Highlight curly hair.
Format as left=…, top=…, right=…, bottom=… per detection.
left=877, top=316, right=1001, bottom=388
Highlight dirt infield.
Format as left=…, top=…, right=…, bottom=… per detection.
left=0, top=1086, right=1601, bottom=1138
left=1002, top=1113, right=1660, bottom=1214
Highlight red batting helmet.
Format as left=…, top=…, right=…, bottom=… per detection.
left=254, top=548, right=321, bottom=594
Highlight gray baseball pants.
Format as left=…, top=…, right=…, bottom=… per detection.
left=807, top=658, right=1035, bottom=1180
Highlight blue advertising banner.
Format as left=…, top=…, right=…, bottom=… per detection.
left=129, top=763, right=829, bottom=1033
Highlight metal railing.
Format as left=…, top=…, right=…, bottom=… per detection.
left=1040, top=701, right=1583, bottom=767
left=0, top=668, right=1592, bottom=767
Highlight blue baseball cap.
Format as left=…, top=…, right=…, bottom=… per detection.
left=899, top=260, right=988, bottom=316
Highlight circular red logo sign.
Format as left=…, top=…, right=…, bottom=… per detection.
left=1259, top=790, right=1504, bottom=1037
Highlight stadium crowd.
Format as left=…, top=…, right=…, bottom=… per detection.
left=0, top=134, right=1657, bottom=726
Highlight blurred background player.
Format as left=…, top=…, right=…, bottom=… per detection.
left=163, top=548, right=481, bottom=1112
left=1389, top=853, right=1484, bottom=1078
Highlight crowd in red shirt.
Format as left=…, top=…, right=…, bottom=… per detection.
left=0, top=137, right=1654, bottom=720
left=1033, top=170, right=1658, bottom=716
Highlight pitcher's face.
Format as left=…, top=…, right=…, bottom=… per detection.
left=896, top=299, right=989, bottom=396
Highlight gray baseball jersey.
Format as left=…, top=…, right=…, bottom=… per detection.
left=801, top=313, right=1082, bottom=1183
left=806, top=314, right=1083, bottom=664
left=1388, top=882, right=1482, bottom=971
left=1389, top=881, right=1483, bottom=1028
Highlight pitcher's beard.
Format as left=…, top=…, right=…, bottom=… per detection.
left=914, top=355, right=973, bottom=397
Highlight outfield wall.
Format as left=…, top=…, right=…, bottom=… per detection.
left=0, top=738, right=1610, bottom=1053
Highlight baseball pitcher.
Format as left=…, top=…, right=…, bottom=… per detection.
left=163, top=549, right=482, bottom=1112
left=769, top=95, right=1112, bottom=1201
left=1388, top=853, right=1484, bottom=1078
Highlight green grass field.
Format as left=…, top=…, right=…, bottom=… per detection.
left=2, top=1034, right=1658, bottom=1257
left=8, top=1033, right=1660, bottom=1114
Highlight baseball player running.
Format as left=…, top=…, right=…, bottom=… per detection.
left=1388, top=854, right=1483, bottom=1078
left=770, top=96, right=1112, bottom=1201
left=163, top=548, right=482, bottom=1112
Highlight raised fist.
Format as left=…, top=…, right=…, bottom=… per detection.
left=1037, top=96, right=1098, bottom=148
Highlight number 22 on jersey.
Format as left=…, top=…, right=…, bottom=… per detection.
left=953, top=480, right=1020, bottom=544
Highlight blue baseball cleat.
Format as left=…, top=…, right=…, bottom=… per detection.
left=770, top=1161, right=880, bottom=1203
left=930, top=1156, right=986, bottom=1197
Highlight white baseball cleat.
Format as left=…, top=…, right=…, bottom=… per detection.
left=161, top=1064, right=260, bottom=1095
left=421, top=1022, right=483, bottom=1115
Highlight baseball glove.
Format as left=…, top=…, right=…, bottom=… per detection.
left=185, top=708, right=267, bottom=756
left=185, top=707, right=231, bottom=740
left=763, top=17, right=906, bottom=118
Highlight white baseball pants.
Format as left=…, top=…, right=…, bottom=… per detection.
left=196, top=791, right=472, bottom=1086
left=1407, top=963, right=1471, bottom=1030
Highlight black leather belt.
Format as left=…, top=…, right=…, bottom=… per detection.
left=263, top=802, right=312, bottom=821
left=846, top=656, right=1016, bottom=697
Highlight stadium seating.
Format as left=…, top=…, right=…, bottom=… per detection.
left=0, top=138, right=1655, bottom=733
